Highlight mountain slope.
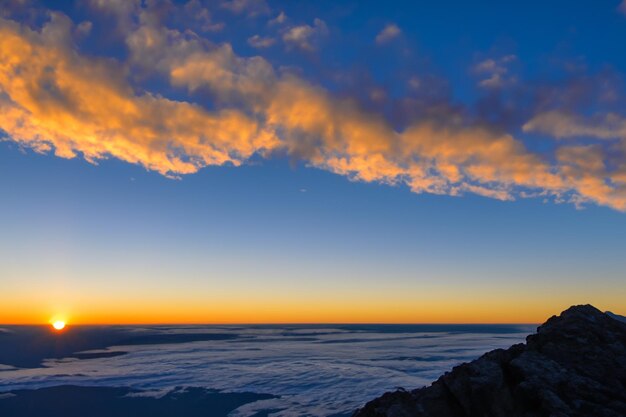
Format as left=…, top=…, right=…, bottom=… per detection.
left=354, top=305, right=626, bottom=417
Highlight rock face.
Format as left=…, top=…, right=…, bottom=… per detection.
left=354, top=305, right=626, bottom=417
left=606, top=311, right=626, bottom=324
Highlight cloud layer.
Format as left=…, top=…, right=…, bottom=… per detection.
left=1, top=2, right=625, bottom=210
left=0, top=324, right=531, bottom=417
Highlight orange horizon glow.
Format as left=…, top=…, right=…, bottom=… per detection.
left=0, top=299, right=621, bottom=326
left=2, top=278, right=624, bottom=327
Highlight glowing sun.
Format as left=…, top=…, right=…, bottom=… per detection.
left=52, top=321, right=66, bottom=331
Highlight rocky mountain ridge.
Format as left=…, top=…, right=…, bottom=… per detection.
left=354, top=305, right=626, bottom=417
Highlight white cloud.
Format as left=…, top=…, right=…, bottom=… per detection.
left=282, top=18, right=328, bottom=51
left=182, top=0, right=224, bottom=32
left=268, top=11, right=287, bottom=26
left=75, top=20, right=93, bottom=36
left=523, top=111, right=626, bottom=140
left=473, top=55, right=517, bottom=88
left=221, top=0, right=270, bottom=16
left=247, top=34, right=275, bottom=48
left=86, top=0, right=141, bottom=31
left=375, top=24, right=401, bottom=45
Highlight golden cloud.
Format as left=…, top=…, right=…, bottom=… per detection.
left=0, top=15, right=279, bottom=176
left=1, top=9, right=626, bottom=211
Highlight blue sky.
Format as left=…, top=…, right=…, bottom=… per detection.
left=1, top=0, right=626, bottom=323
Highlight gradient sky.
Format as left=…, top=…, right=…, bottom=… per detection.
left=1, top=0, right=626, bottom=324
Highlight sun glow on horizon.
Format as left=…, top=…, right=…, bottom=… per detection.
left=52, top=320, right=66, bottom=330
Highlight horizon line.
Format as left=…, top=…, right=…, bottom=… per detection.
left=0, top=321, right=541, bottom=326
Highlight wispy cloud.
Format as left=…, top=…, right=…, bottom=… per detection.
left=375, top=23, right=401, bottom=45
left=268, top=11, right=287, bottom=26
left=183, top=0, right=224, bottom=32
left=87, top=0, right=224, bottom=33
left=523, top=111, right=626, bottom=140
left=282, top=18, right=328, bottom=51
left=86, top=0, right=141, bottom=32
left=221, top=0, right=269, bottom=17
left=247, top=34, right=275, bottom=48
left=473, top=55, right=517, bottom=88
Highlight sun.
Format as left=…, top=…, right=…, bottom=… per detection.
left=52, top=320, right=66, bottom=331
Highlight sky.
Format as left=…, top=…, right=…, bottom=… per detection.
left=1, top=0, right=626, bottom=324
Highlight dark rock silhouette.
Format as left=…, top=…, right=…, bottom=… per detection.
left=354, top=305, right=626, bottom=417
left=606, top=311, right=626, bottom=324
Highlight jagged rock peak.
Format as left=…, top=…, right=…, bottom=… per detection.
left=353, top=304, right=626, bottom=417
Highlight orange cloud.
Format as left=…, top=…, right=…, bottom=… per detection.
left=0, top=15, right=279, bottom=176
left=1, top=9, right=626, bottom=212
left=556, top=146, right=626, bottom=210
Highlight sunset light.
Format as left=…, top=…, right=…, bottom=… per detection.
left=0, top=1, right=625, bottom=415
left=52, top=321, right=66, bottom=331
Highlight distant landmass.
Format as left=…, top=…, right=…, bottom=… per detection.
left=0, top=326, right=238, bottom=368
left=0, top=386, right=276, bottom=417
left=354, top=305, right=626, bottom=417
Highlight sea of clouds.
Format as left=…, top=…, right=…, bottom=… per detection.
left=0, top=325, right=532, bottom=416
